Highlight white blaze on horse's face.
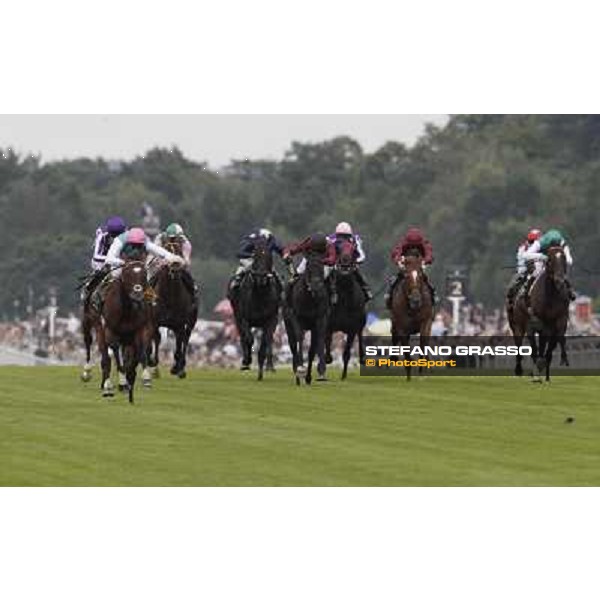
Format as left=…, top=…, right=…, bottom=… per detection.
left=411, top=270, right=418, bottom=282
left=133, top=266, right=142, bottom=273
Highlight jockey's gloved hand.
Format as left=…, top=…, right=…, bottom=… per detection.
left=169, top=256, right=185, bottom=266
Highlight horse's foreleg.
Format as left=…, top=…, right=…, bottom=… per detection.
left=113, top=345, right=129, bottom=392
left=357, top=329, right=365, bottom=366
left=139, top=328, right=153, bottom=388
left=98, top=327, right=114, bottom=397
left=545, top=336, right=558, bottom=382
left=316, top=317, right=328, bottom=381
left=306, top=330, right=316, bottom=385
left=342, top=331, right=356, bottom=380
left=239, top=321, right=253, bottom=370
left=325, top=328, right=333, bottom=364
left=81, top=316, right=94, bottom=382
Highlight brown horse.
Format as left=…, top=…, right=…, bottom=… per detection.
left=389, top=254, right=434, bottom=381
left=512, top=246, right=570, bottom=382
left=80, top=274, right=129, bottom=392
left=97, top=260, right=156, bottom=403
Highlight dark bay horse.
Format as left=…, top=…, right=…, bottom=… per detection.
left=284, top=251, right=330, bottom=385
left=97, top=260, right=156, bottom=403
left=230, top=237, right=281, bottom=380
left=390, top=254, right=434, bottom=381
left=150, top=240, right=198, bottom=379
left=512, top=246, right=570, bottom=382
left=325, top=239, right=367, bottom=379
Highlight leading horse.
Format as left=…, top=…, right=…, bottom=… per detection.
left=229, top=237, right=281, bottom=380
left=97, top=260, right=156, bottom=403
left=284, top=250, right=330, bottom=385
left=325, top=239, right=367, bottom=379
left=389, top=253, right=434, bottom=381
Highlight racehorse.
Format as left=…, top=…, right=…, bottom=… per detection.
left=389, top=253, right=434, bottom=381
left=230, top=237, right=281, bottom=380
left=284, top=250, right=330, bottom=385
left=325, top=238, right=367, bottom=379
left=512, top=246, right=570, bottom=382
left=149, top=239, right=198, bottom=379
left=96, top=260, right=156, bottom=403
left=81, top=291, right=129, bottom=392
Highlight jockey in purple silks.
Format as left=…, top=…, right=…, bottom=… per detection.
left=82, top=216, right=127, bottom=304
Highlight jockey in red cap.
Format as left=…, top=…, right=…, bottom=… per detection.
left=506, top=227, right=542, bottom=310
left=385, top=227, right=436, bottom=309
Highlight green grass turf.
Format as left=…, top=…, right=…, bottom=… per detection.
left=0, top=366, right=598, bottom=486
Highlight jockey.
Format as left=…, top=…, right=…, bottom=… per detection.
left=506, top=228, right=541, bottom=308
left=154, top=222, right=197, bottom=298
left=93, top=227, right=184, bottom=308
left=82, top=216, right=127, bottom=303
left=385, top=227, right=435, bottom=309
left=522, top=228, right=575, bottom=301
left=283, top=232, right=337, bottom=300
left=327, top=221, right=373, bottom=302
left=230, top=228, right=285, bottom=292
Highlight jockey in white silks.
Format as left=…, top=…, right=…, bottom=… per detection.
left=506, top=228, right=541, bottom=308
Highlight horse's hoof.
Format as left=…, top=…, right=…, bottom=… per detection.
left=240, top=365, right=251, bottom=371
left=177, top=370, right=187, bottom=379
left=257, top=372, right=263, bottom=381
left=142, top=380, right=152, bottom=389
left=317, top=375, right=328, bottom=382
left=325, top=355, right=333, bottom=365
left=152, top=366, right=160, bottom=379
left=295, top=376, right=301, bottom=386
left=305, top=376, right=312, bottom=386
left=80, top=372, right=92, bottom=383
left=102, top=389, right=115, bottom=398
left=118, top=384, right=130, bottom=393
left=266, top=366, right=276, bottom=373
left=170, top=365, right=178, bottom=375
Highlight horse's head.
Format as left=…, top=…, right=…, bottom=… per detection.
left=164, top=237, right=184, bottom=258
left=121, top=260, right=147, bottom=304
left=251, top=237, right=273, bottom=287
left=336, top=238, right=356, bottom=277
left=546, top=245, right=567, bottom=291
left=403, top=254, right=424, bottom=311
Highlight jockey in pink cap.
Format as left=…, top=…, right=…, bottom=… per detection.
left=325, top=221, right=372, bottom=303
left=92, top=227, right=184, bottom=309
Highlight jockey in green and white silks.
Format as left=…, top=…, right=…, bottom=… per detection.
left=521, top=228, right=575, bottom=301
left=153, top=223, right=197, bottom=298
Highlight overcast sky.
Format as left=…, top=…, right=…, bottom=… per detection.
left=0, top=115, right=448, bottom=168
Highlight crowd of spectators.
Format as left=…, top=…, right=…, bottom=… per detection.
left=1, top=297, right=599, bottom=367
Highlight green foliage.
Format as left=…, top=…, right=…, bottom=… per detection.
left=0, top=115, right=599, bottom=318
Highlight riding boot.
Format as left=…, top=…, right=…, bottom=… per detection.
left=422, top=272, right=436, bottom=305
left=506, top=273, right=525, bottom=311
left=92, top=277, right=111, bottom=312
left=384, top=273, right=402, bottom=310
left=182, top=269, right=197, bottom=299
left=354, top=270, right=373, bottom=301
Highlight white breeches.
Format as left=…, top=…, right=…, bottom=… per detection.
left=235, top=258, right=253, bottom=275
